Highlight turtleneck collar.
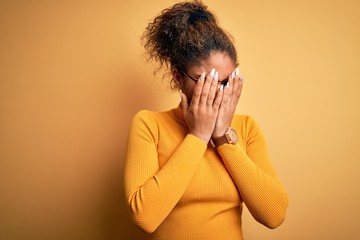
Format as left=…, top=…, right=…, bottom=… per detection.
left=173, top=103, right=186, bottom=126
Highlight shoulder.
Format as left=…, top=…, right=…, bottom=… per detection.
left=128, top=110, right=160, bottom=143
left=232, top=114, right=264, bottom=140
left=132, top=109, right=154, bottom=121
left=132, top=109, right=171, bottom=123
left=233, top=114, right=259, bottom=129
left=129, top=108, right=176, bottom=143
left=130, top=108, right=174, bottom=131
left=131, top=109, right=157, bottom=129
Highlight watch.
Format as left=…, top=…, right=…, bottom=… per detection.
left=213, top=127, right=238, bottom=147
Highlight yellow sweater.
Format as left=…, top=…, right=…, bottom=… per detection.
left=124, top=105, right=288, bottom=240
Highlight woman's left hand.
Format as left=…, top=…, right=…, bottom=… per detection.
left=212, top=68, right=243, bottom=139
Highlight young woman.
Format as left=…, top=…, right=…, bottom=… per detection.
left=124, top=1, right=288, bottom=239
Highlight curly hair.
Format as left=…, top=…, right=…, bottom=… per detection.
left=142, top=0, right=238, bottom=89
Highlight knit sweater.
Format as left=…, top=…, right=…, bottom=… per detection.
left=124, top=105, right=288, bottom=240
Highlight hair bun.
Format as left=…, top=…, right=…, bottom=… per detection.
left=142, top=0, right=237, bottom=90
left=188, top=8, right=210, bottom=24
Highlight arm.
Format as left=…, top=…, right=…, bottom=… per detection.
left=124, top=69, right=225, bottom=233
left=217, top=116, right=288, bottom=229
left=212, top=69, right=288, bottom=228
left=124, top=112, right=207, bottom=233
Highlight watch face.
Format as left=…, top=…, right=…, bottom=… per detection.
left=226, top=128, right=238, bottom=144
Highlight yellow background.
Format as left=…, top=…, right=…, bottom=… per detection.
left=1, top=0, right=359, bottom=239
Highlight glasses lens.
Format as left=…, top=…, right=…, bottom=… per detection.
left=221, top=79, right=228, bottom=86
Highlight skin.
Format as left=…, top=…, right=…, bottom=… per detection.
left=176, top=51, right=243, bottom=143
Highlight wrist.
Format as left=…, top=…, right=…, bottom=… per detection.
left=211, top=129, right=227, bottom=140
left=212, top=127, right=238, bottom=147
left=189, top=131, right=211, bottom=144
left=212, top=135, right=228, bottom=147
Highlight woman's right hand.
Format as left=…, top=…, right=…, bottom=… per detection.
left=180, top=69, right=223, bottom=143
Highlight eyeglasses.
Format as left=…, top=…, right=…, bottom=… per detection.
left=183, top=72, right=228, bottom=86
left=183, top=72, right=199, bottom=82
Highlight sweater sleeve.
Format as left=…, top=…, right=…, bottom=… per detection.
left=124, top=111, right=207, bottom=233
left=216, top=116, right=288, bottom=229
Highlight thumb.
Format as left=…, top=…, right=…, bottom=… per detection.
left=180, top=89, right=188, bottom=117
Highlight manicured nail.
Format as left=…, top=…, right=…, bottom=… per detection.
left=200, top=72, right=206, bottom=81
left=231, top=71, right=235, bottom=80
left=220, top=84, right=224, bottom=92
left=240, top=74, right=244, bottom=82
left=235, top=68, right=240, bottom=76
left=214, top=72, right=219, bottom=81
left=226, top=82, right=229, bottom=89
left=210, top=68, right=215, bottom=77
left=179, top=89, right=182, bottom=101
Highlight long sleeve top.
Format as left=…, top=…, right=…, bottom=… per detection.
left=124, top=105, right=288, bottom=240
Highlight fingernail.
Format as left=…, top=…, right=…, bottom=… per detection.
left=235, top=68, right=240, bottom=76
left=200, top=72, right=206, bottom=81
left=240, top=74, right=244, bottom=82
left=231, top=71, right=235, bottom=80
left=179, top=89, right=182, bottom=101
left=214, top=72, right=219, bottom=81
left=220, top=84, right=224, bottom=92
left=210, top=68, right=215, bottom=77
left=226, top=82, right=229, bottom=89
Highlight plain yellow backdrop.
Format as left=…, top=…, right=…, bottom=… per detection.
left=1, top=0, right=359, bottom=239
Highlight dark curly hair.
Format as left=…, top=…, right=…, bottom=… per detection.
left=142, top=0, right=238, bottom=89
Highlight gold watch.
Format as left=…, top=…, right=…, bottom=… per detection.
left=213, top=127, right=238, bottom=147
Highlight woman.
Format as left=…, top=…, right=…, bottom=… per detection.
left=124, top=1, right=288, bottom=239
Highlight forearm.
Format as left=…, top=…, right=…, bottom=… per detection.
left=125, top=134, right=206, bottom=233
left=217, top=144, right=288, bottom=229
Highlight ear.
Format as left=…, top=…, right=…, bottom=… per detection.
left=173, top=69, right=183, bottom=88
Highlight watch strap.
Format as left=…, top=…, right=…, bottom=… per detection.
left=213, top=127, right=238, bottom=147
left=213, top=135, right=228, bottom=147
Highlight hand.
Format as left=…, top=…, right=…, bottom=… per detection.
left=212, top=68, right=243, bottom=139
left=180, top=69, right=224, bottom=143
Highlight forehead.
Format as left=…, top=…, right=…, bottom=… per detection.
left=188, top=51, right=235, bottom=78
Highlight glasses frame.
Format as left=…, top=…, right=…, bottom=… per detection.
left=183, top=72, right=198, bottom=82
left=182, top=72, right=228, bottom=86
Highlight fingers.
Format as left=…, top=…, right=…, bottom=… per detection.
left=180, top=89, right=189, bottom=117
left=232, top=68, right=243, bottom=104
left=206, top=71, right=219, bottom=107
left=199, top=68, right=216, bottom=105
left=216, top=68, right=243, bottom=111
left=187, top=67, right=243, bottom=111
left=233, top=68, right=243, bottom=96
left=220, top=73, right=232, bottom=107
left=213, top=83, right=224, bottom=109
left=189, top=72, right=206, bottom=107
